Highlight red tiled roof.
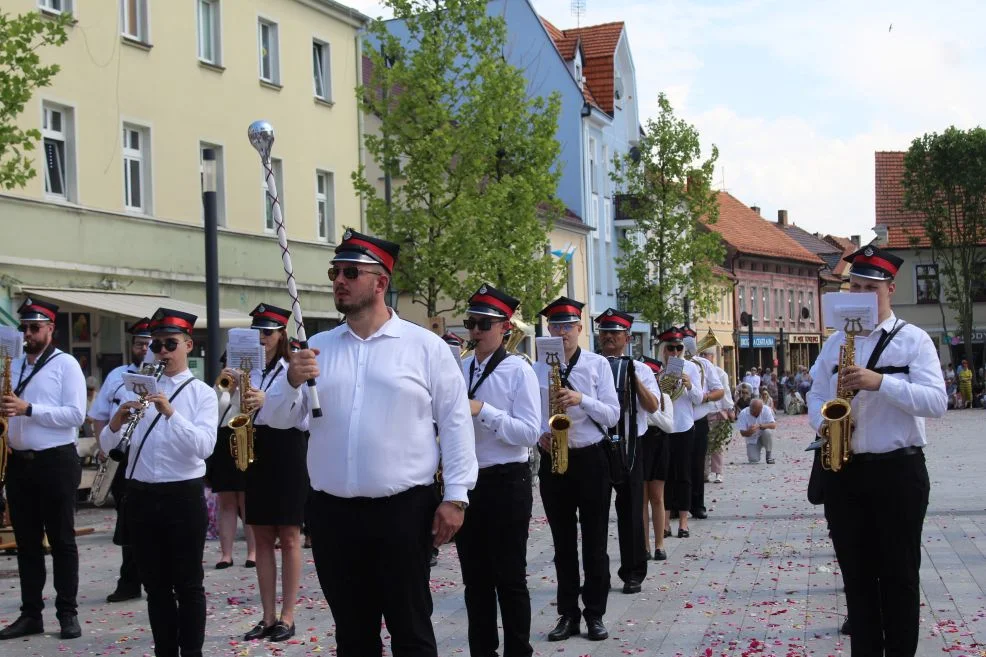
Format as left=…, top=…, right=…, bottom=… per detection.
left=823, top=235, right=858, bottom=275
left=540, top=17, right=624, bottom=116
left=540, top=17, right=579, bottom=60
left=874, top=151, right=929, bottom=248
left=704, top=192, right=824, bottom=265
left=712, top=264, right=737, bottom=281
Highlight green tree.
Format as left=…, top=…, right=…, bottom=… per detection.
left=610, top=93, right=725, bottom=329
left=0, top=9, right=71, bottom=190
left=352, top=0, right=566, bottom=317
left=902, top=127, right=986, bottom=373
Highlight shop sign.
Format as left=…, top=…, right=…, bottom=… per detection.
left=788, top=334, right=821, bottom=345
left=739, top=335, right=776, bottom=348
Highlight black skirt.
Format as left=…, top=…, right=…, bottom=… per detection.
left=206, top=427, right=245, bottom=493
left=641, top=427, right=670, bottom=482
left=245, top=425, right=309, bottom=526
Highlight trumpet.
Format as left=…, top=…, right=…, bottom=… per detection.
left=109, top=361, right=166, bottom=462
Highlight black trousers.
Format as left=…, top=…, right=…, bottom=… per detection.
left=823, top=452, right=929, bottom=657
left=665, top=428, right=694, bottom=513
left=310, top=485, right=439, bottom=657
left=110, top=457, right=141, bottom=592
left=538, top=443, right=610, bottom=621
left=690, top=417, right=710, bottom=514
left=127, top=479, right=207, bottom=657
left=455, top=462, right=533, bottom=657
left=5, top=444, right=81, bottom=620
left=607, top=442, right=647, bottom=584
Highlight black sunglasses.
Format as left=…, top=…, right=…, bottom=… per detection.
left=666, top=344, right=685, bottom=352
left=463, top=317, right=504, bottom=331
left=19, top=323, right=47, bottom=334
left=259, top=328, right=282, bottom=337
left=328, top=266, right=380, bottom=281
left=150, top=338, right=183, bottom=354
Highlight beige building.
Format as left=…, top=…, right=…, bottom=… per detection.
left=690, top=268, right=738, bottom=385
left=1, top=0, right=367, bottom=380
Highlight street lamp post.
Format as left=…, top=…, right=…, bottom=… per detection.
left=202, top=148, right=220, bottom=384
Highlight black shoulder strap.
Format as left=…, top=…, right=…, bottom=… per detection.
left=866, top=320, right=907, bottom=371
left=468, top=346, right=508, bottom=399
left=561, top=351, right=609, bottom=441
left=126, top=377, right=197, bottom=479
left=14, top=345, right=63, bottom=396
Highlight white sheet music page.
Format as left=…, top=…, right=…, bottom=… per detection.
left=227, top=328, right=265, bottom=371
left=123, top=372, right=159, bottom=396
left=0, top=327, right=24, bottom=360
left=822, top=292, right=878, bottom=332
left=535, top=337, right=566, bottom=368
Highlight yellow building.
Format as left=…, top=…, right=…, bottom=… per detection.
left=690, top=268, right=738, bottom=385
left=0, top=0, right=367, bottom=380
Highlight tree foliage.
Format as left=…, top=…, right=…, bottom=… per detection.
left=0, top=9, right=71, bottom=190
left=902, top=126, right=986, bottom=372
left=610, top=92, right=725, bottom=329
left=353, top=0, right=566, bottom=317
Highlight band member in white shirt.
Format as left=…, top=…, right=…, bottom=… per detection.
left=264, top=230, right=477, bottom=657
left=455, top=285, right=540, bottom=657
left=100, top=308, right=218, bottom=657
left=639, top=357, right=674, bottom=560
left=808, top=246, right=946, bottom=657
left=534, top=297, right=620, bottom=643
left=0, top=298, right=86, bottom=641
left=655, top=328, right=704, bottom=539
left=89, top=317, right=153, bottom=603
left=682, top=329, right=724, bottom=518
left=701, top=346, right=734, bottom=484
left=594, top=309, right=659, bottom=594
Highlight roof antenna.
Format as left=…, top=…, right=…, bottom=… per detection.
left=571, top=0, right=585, bottom=27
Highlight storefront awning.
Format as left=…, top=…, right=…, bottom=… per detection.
left=21, top=288, right=252, bottom=328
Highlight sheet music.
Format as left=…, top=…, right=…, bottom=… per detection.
left=535, top=337, right=566, bottom=368
left=0, top=327, right=24, bottom=360
left=123, top=372, right=159, bottom=397
left=227, top=328, right=265, bottom=372
left=664, top=357, right=685, bottom=377
left=822, top=292, right=878, bottom=331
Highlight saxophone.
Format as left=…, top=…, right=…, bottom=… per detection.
left=227, top=362, right=256, bottom=472
left=819, top=318, right=862, bottom=472
left=0, top=353, right=11, bottom=484
left=546, top=352, right=570, bottom=474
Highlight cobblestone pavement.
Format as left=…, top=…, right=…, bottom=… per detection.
left=1, top=410, right=984, bottom=656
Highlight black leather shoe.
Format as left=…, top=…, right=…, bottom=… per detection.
left=840, top=619, right=851, bottom=635
left=678, top=528, right=690, bottom=538
left=654, top=548, right=667, bottom=561
left=622, top=580, right=642, bottom=594
left=664, top=529, right=672, bottom=538
left=0, top=616, right=43, bottom=640
left=268, top=621, right=296, bottom=642
left=691, top=510, right=708, bottom=519
left=547, top=616, right=580, bottom=641
left=244, top=621, right=272, bottom=641
left=215, top=560, right=233, bottom=570
left=585, top=617, right=608, bottom=641
left=244, top=560, right=257, bottom=569
left=107, top=587, right=142, bottom=603
left=58, top=615, right=81, bottom=640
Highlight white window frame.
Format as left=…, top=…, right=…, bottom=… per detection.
left=197, top=0, right=222, bottom=65
left=120, top=0, right=149, bottom=42
left=315, top=169, right=334, bottom=242
left=312, top=39, right=331, bottom=101
left=41, top=101, right=76, bottom=202
left=38, top=0, right=71, bottom=14
left=263, top=158, right=284, bottom=233
left=199, top=141, right=227, bottom=227
left=122, top=122, right=151, bottom=214
left=258, top=18, right=280, bottom=84
left=588, top=137, right=597, bottom=194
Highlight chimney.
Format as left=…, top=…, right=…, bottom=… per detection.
left=750, top=205, right=761, bottom=215
left=851, top=234, right=860, bottom=247
left=777, top=210, right=788, bottom=226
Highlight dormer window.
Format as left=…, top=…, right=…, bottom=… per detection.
left=575, top=63, right=583, bottom=89
left=614, top=74, right=625, bottom=109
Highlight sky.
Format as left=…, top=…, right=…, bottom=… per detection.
left=348, top=0, right=986, bottom=242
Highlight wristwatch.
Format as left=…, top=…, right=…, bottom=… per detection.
left=448, top=500, right=468, bottom=511
left=25, top=403, right=33, bottom=417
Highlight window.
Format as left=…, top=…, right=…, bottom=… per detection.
left=774, top=289, right=782, bottom=322
left=197, top=0, right=221, bottom=65
left=315, top=170, right=334, bottom=241
left=42, top=103, right=75, bottom=201
left=122, top=124, right=150, bottom=213
left=312, top=40, right=330, bottom=100
left=258, top=19, right=280, bottom=84
left=762, top=288, right=769, bottom=323
left=575, top=63, right=582, bottom=88
left=121, top=0, right=149, bottom=42
left=588, top=137, right=597, bottom=194
left=263, top=158, right=284, bottom=232
left=39, top=0, right=71, bottom=14
left=915, top=264, right=940, bottom=304
left=751, top=286, right=757, bottom=319
left=788, top=290, right=794, bottom=320
left=798, top=291, right=805, bottom=320
left=200, top=142, right=226, bottom=227
left=593, top=235, right=602, bottom=294
left=738, top=286, right=744, bottom=319
left=601, top=145, right=609, bottom=198
left=808, top=291, right=815, bottom=321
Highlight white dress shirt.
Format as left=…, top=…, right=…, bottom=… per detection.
left=218, top=358, right=309, bottom=432
left=8, top=348, right=87, bottom=451
left=743, top=374, right=762, bottom=391
left=715, top=367, right=734, bottom=413
left=462, top=352, right=541, bottom=468
left=624, top=360, right=660, bottom=438
left=89, top=363, right=139, bottom=422
left=690, top=355, right=725, bottom=418
left=807, top=313, right=947, bottom=454
left=646, top=390, right=675, bottom=434
left=736, top=405, right=776, bottom=443
left=264, top=310, right=477, bottom=503
left=534, top=348, right=620, bottom=449
left=99, top=369, right=218, bottom=483
left=662, top=359, right=704, bottom=434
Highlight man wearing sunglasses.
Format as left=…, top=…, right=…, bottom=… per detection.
left=594, top=309, right=660, bottom=595
left=88, top=317, right=154, bottom=604
left=264, top=229, right=476, bottom=657
left=533, top=297, right=620, bottom=643
left=100, top=308, right=218, bottom=657
left=0, top=298, right=87, bottom=641
left=453, top=284, right=540, bottom=657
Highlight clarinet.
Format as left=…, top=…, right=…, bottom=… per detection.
left=109, top=362, right=166, bottom=462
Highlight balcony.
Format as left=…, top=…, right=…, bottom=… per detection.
left=616, top=288, right=638, bottom=313
left=614, top=194, right=642, bottom=226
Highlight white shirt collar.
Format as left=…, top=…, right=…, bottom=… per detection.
left=343, top=308, right=404, bottom=341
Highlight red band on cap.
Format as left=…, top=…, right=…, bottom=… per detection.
left=153, top=316, right=194, bottom=332
left=254, top=310, right=289, bottom=325
left=472, top=294, right=513, bottom=318
left=346, top=238, right=395, bottom=272
left=643, top=361, right=662, bottom=373
left=24, top=304, right=56, bottom=322
left=548, top=305, right=582, bottom=318
left=598, top=315, right=632, bottom=329
left=854, top=254, right=898, bottom=276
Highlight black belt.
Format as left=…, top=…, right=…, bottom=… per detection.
left=314, top=483, right=432, bottom=504
left=127, top=477, right=204, bottom=493
left=10, top=443, right=76, bottom=461
left=852, top=446, right=923, bottom=463
left=478, top=461, right=528, bottom=477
